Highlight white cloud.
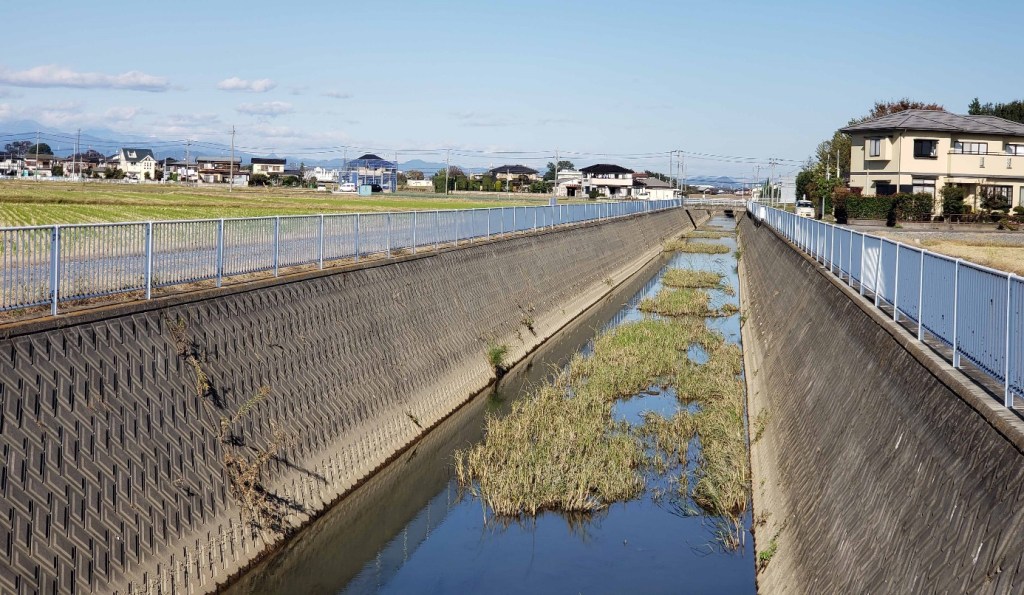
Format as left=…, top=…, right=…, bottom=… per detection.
left=323, top=90, right=352, bottom=99
left=104, top=106, right=144, bottom=123
left=236, top=101, right=294, bottom=117
left=451, top=111, right=511, bottom=128
left=217, top=77, right=277, bottom=93
left=0, top=65, right=171, bottom=92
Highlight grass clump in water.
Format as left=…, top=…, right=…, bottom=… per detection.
left=685, top=230, right=732, bottom=239
left=663, top=240, right=731, bottom=254
left=639, top=287, right=713, bottom=317
left=456, top=318, right=704, bottom=516
left=675, top=332, right=749, bottom=520
left=662, top=268, right=723, bottom=289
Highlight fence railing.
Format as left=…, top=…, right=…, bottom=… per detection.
left=747, top=201, right=1022, bottom=410
left=0, top=199, right=682, bottom=316
left=682, top=197, right=747, bottom=208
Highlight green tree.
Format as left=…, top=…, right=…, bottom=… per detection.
left=249, top=173, right=269, bottom=186
left=862, top=98, right=944, bottom=120
left=406, top=169, right=424, bottom=180
left=154, top=169, right=164, bottom=181
left=543, top=160, right=575, bottom=181
left=51, top=164, right=64, bottom=176
left=980, top=188, right=1011, bottom=212
left=25, top=143, right=53, bottom=155
left=940, top=185, right=966, bottom=216
left=4, top=140, right=32, bottom=156
left=397, top=172, right=407, bottom=187
left=966, top=97, right=1024, bottom=124
left=795, top=167, right=815, bottom=201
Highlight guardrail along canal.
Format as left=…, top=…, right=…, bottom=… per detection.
left=224, top=214, right=753, bottom=594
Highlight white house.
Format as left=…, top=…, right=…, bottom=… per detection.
left=581, top=164, right=635, bottom=198
left=555, top=170, right=583, bottom=197
left=0, top=153, right=23, bottom=176
left=251, top=157, right=286, bottom=176
left=113, top=148, right=157, bottom=180
left=304, top=166, right=339, bottom=183
left=634, top=175, right=677, bottom=200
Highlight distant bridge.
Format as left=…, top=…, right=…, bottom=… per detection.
left=681, top=197, right=747, bottom=209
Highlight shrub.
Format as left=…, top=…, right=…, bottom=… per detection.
left=832, top=188, right=850, bottom=224
left=588, top=189, right=601, bottom=200
left=941, top=185, right=967, bottom=216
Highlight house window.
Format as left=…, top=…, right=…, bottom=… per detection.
left=953, top=141, right=988, bottom=155
left=1006, top=144, right=1024, bottom=155
left=911, top=178, right=936, bottom=196
left=980, top=185, right=1013, bottom=209
left=913, top=139, right=938, bottom=158
left=867, top=138, right=881, bottom=157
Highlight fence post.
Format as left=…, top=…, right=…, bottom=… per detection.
left=952, top=259, right=961, bottom=368
left=454, top=212, right=459, bottom=247
left=1006, top=274, right=1014, bottom=407
left=893, top=243, right=901, bottom=322
left=829, top=224, right=835, bottom=273
left=354, top=213, right=360, bottom=263
left=501, top=207, right=506, bottom=236
left=144, top=221, right=154, bottom=300
left=412, top=211, right=417, bottom=255
left=435, top=210, right=440, bottom=251
left=534, top=207, right=537, bottom=230
left=917, top=250, right=926, bottom=341
left=848, top=229, right=854, bottom=286
left=513, top=207, right=516, bottom=233
left=319, top=215, right=325, bottom=269
left=874, top=240, right=883, bottom=307
left=859, top=233, right=866, bottom=296
left=216, top=219, right=225, bottom=288
left=273, top=216, right=281, bottom=277
left=386, top=212, right=391, bottom=258
left=50, top=225, right=60, bottom=316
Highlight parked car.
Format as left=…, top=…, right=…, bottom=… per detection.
left=370, top=184, right=383, bottom=193
left=795, top=200, right=814, bottom=218
left=335, top=182, right=356, bottom=193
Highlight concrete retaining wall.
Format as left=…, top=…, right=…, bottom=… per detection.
left=0, top=208, right=706, bottom=595
left=740, top=214, right=1024, bottom=593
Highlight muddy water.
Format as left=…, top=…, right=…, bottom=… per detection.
left=224, top=214, right=753, bottom=595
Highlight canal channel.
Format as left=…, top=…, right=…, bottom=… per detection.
left=223, top=214, right=753, bottom=594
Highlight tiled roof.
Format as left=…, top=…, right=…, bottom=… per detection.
left=841, top=110, right=1024, bottom=136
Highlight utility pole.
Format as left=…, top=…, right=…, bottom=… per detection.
left=34, top=131, right=39, bottom=181
left=554, top=148, right=559, bottom=200
left=185, top=139, right=191, bottom=186
left=668, top=150, right=673, bottom=189
left=445, top=149, right=450, bottom=196
left=229, top=125, right=235, bottom=192
left=76, top=128, right=81, bottom=181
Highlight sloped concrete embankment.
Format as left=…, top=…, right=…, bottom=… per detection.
left=0, top=208, right=708, bottom=595
left=739, top=214, right=1024, bottom=593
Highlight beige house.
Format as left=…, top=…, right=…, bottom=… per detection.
left=113, top=148, right=157, bottom=180
left=251, top=157, right=286, bottom=176
left=581, top=164, right=635, bottom=198
left=843, top=110, right=1024, bottom=213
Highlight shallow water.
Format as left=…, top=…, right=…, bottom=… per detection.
left=224, top=215, right=752, bottom=595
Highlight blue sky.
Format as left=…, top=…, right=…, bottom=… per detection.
left=1, top=0, right=1022, bottom=178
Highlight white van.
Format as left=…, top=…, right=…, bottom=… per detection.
left=795, top=200, right=815, bottom=218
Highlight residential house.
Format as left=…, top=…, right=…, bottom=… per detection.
left=22, top=153, right=56, bottom=177
left=63, top=152, right=106, bottom=177
left=112, top=148, right=158, bottom=180
left=633, top=175, right=677, bottom=200
left=843, top=110, right=1024, bottom=213
left=581, top=164, right=635, bottom=198
left=487, top=164, right=540, bottom=183
left=555, top=169, right=583, bottom=197
left=304, top=166, right=339, bottom=183
left=196, top=156, right=243, bottom=184
left=251, top=157, right=286, bottom=176
left=161, top=158, right=197, bottom=182
left=0, top=153, right=23, bottom=176
left=343, top=154, right=397, bottom=191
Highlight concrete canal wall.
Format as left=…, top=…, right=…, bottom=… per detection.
left=739, top=214, right=1024, bottom=593
left=0, top=207, right=707, bottom=595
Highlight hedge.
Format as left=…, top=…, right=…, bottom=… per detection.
left=845, top=193, right=934, bottom=221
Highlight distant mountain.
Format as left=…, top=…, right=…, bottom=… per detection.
left=684, top=175, right=744, bottom=188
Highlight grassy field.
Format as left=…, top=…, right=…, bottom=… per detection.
left=0, top=181, right=559, bottom=227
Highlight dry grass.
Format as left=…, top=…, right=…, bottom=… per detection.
left=662, top=268, right=723, bottom=289
left=685, top=230, right=733, bottom=239
left=663, top=240, right=731, bottom=254
left=919, top=240, right=1024, bottom=276
left=639, top=287, right=737, bottom=318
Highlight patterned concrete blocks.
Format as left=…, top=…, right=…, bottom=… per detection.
left=0, top=209, right=701, bottom=594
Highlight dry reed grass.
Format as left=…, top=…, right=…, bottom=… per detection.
left=663, top=240, right=731, bottom=254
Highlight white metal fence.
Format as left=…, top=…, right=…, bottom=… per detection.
left=748, top=201, right=1023, bottom=410
left=0, top=199, right=682, bottom=316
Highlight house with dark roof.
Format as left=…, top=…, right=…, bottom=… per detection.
left=841, top=110, right=1024, bottom=213
left=112, top=147, right=157, bottom=180
left=251, top=157, right=286, bottom=176
left=580, top=164, right=635, bottom=198
left=486, top=164, right=540, bottom=183
left=343, top=153, right=397, bottom=192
